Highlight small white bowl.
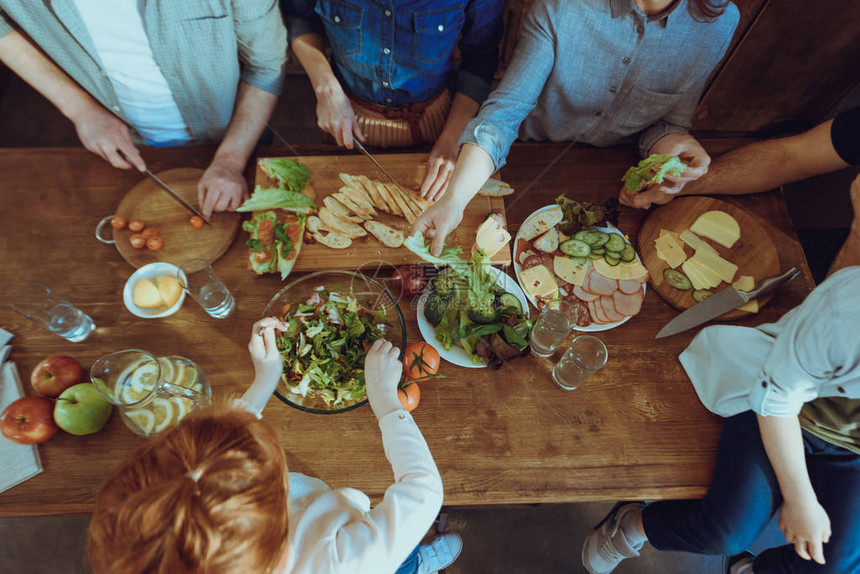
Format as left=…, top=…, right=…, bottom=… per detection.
left=123, top=262, right=186, bottom=319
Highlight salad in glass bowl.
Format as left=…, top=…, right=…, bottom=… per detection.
left=263, top=270, right=406, bottom=414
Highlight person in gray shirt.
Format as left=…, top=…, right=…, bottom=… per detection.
left=413, top=0, right=739, bottom=256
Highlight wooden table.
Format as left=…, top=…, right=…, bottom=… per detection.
left=0, top=142, right=812, bottom=517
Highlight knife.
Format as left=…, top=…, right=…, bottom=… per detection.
left=353, top=140, right=410, bottom=195
left=656, top=267, right=801, bottom=339
left=142, top=169, right=211, bottom=225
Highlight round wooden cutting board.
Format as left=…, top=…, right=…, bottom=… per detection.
left=112, top=168, right=241, bottom=268
left=638, top=196, right=780, bottom=320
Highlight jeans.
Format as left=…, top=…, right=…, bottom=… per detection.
left=394, top=544, right=420, bottom=574
left=642, top=411, right=860, bottom=574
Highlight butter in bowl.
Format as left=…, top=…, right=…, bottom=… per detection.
left=123, top=262, right=186, bottom=318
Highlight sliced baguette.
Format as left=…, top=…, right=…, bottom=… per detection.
left=374, top=181, right=401, bottom=216
left=334, top=190, right=375, bottom=220
left=323, top=196, right=363, bottom=223
left=340, top=183, right=377, bottom=214
left=519, top=205, right=563, bottom=241
left=306, top=215, right=325, bottom=234
left=319, top=207, right=367, bottom=238
left=339, top=173, right=359, bottom=189
left=386, top=183, right=416, bottom=223
left=390, top=186, right=423, bottom=221
left=355, top=176, right=386, bottom=210
left=533, top=227, right=559, bottom=253
left=313, top=230, right=352, bottom=249
left=478, top=179, right=515, bottom=197
left=364, top=220, right=405, bottom=248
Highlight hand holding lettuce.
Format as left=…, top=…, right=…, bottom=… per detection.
left=621, top=154, right=687, bottom=192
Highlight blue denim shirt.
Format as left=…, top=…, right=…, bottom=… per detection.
left=460, top=0, right=739, bottom=168
left=285, top=0, right=504, bottom=107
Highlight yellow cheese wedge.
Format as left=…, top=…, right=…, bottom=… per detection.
left=592, top=257, right=648, bottom=281
left=132, top=278, right=164, bottom=309
left=519, top=265, right=559, bottom=300
left=732, top=275, right=759, bottom=313
left=688, top=256, right=723, bottom=288
left=156, top=276, right=183, bottom=308
left=682, top=260, right=714, bottom=290
left=692, top=249, right=738, bottom=283
left=679, top=229, right=720, bottom=258
left=690, top=210, right=740, bottom=249
left=553, top=256, right=588, bottom=286
left=655, top=229, right=688, bottom=269
left=473, top=216, right=511, bottom=258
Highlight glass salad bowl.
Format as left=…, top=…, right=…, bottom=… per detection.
left=263, top=270, right=406, bottom=414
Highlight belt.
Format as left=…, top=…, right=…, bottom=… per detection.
left=347, top=91, right=446, bottom=145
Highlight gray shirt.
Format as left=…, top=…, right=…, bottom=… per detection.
left=460, top=0, right=739, bottom=168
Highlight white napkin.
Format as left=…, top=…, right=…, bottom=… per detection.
left=0, top=329, right=44, bottom=494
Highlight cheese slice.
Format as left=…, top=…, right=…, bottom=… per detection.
left=592, top=257, right=648, bottom=281
left=473, top=217, right=511, bottom=258
left=655, top=228, right=687, bottom=268
left=679, top=229, right=719, bottom=258
left=132, top=278, right=164, bottom=309
left=682, top=259, right=715, bottom=290
left=690, top=210, right=740, bottom=249
left=519, top=265, right=559, bottom=299
left=732, top=275, right=759, bottom=313
left=693, top=249, right=738, bottom=283
left=687, top=257, right=722, bottom=288
left=553, top=256, right=588, bottom=286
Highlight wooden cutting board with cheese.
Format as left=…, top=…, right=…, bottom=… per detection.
left=638, top=196, right=781, bottom=320
left=254, top=153, right=511, bottom=271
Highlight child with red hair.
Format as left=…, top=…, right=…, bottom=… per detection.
left=88, top=318, right=461, bottom=574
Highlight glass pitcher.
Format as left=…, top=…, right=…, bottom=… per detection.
left=91, top=350, right=211, bottom=438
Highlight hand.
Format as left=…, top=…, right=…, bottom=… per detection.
left=364, top=339, right=404, bottom=420
left=198, top=158, right=248, bottom=219
left=71, top=104, right=146, bottom=171
left=778, top=498, right=832, bottom=564
left=419, top=140, right=459, bottom=201
left=315, top=79, right=364, bottom=149
left=247, top=317, right=289, bottom=391
left=619, top=133, right=711, bottom=210
left=411, top=196, right=465, bottom=257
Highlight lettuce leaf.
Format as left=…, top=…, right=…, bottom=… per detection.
left=237, top=186, right=317, bottom=213
left=404, top=233, right=467, bottom=272
left=276, top=214, right=306, bottom=280
left=621, top=154, right=687, bottom=192
left=259, top=157, right=310, bottom=192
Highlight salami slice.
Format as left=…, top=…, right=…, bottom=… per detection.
left=600, top=296, right=625, bottom=323
left=573, top=285, right=600, bottom=302
left=613, top=290, right=644, bottom=317
left=618, top=279, right=642, bottom=295
left=587, top=271, right=619, bottom=296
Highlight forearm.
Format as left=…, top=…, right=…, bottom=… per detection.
left=443, top=143, right=495, bottom=209
left=211, top=81, right=278, bottom=171
left=756, top=413, right=816, bottom=501
left=238, top=376, right=278, bottom=416
left=290, top=34, right=341, bottom=95
left=828, top=208, right=860, bottom=276
left=436, top=92, right=480, bottom=150
left=0, top=30, right=102, bottom=122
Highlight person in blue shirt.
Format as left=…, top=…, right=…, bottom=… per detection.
left=284, top=0, right=504, bottom=199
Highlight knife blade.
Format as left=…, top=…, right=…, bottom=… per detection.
left=142, top=169, right=211, bottom=225
left=655, top=267, right=801, bottom=339
left=353, top=140, right=409, bottom=196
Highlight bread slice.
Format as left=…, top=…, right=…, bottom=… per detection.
left=334, top=190, right=374, bottom=220
left=323, top=196, right=363, bottom=223
left=478, top=179, right=514, bottom=197
left=364, top=221, right=405, bottom=248
left=339, top=185, right=377, bottom=216
left=360, top=179, right=386, bottom=209
left=386, top=183, right=416, bottom=223
left=339, top=173, right=358, bottom=189
left=319, top=207, right=367, bottom=238
left=533, top=227, right=559, bottom=253
left=313, top=230, right=352, bottom=249
left=373, top=181, right=400, bottom=216
left=354, top=176, right=385, bottom=209
left=519, top=205, right=563, bottom=241
left=388, top=185, right=422, bottom=221
left=306, top=215, right=325, bottom=233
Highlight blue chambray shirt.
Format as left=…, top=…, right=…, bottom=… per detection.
left=460, top=0, right=739, bottom=168
left=284, top=0, right=504, bottom=106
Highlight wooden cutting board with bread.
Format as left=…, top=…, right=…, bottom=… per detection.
left=254, top=153, right=512, bottom=271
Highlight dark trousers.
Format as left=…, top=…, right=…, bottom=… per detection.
left=642, top=411, right=860, bottom=573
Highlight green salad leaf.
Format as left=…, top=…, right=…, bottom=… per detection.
left=621, top=154, right=687, bottom=192
left=237, top=185, right=317, bottom=213
left=404, top=233, right=467, bottom=272
left=260, top=157, right=311, bottom=192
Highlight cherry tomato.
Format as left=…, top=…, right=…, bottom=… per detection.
left=145, top=236, right=164, bottom=251
left=110, top=216, right=127, bottom=230
left=402, top=341, right=440, bottom=381
left=129, top=234, right=146, bottom=249
left=398, top=382, right=420, bottom=412
left=258, top=219, right=274, bottom=232
left=253, top=250, right=272, bottom=264
left=141, top=227, right=159, bottom=239
left=391, top=265, right=427, bottom=297
left=128, top=219, right=146, bottom=232
left=258, top=229, right=274, bottom=244
left=189, top=215, right=205, bottom=229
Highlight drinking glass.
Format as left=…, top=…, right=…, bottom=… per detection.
left=91, top=349, right=211, bottom=438
left=529, top=300, right=576, bottom=358
left=177, top=259, right=235, bottom=318
left=12, top=283, right=96, bottom=342
left=552, top=335, right=608, bottom=391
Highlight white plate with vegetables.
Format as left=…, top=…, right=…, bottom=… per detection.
left=513, top=204, right=649, bottom=332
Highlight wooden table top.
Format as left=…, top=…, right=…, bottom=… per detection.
left=0, top=142, right=812, bottom=517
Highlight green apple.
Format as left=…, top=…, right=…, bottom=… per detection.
left=54, top=383, right=112, bottom=436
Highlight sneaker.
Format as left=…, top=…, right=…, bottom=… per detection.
left=417, top=532, right=463, bottom=574
left=722, top=550, right=756, bottom=574
left=582, top=502, right=648, bottom=574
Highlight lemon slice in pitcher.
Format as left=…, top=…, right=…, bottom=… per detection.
left=125, top=408, right=156, bottom=436
left=124, top=362, right=159, bottom=404
left=170, top=396, right=191, bottom=422
left=173, top=362, right=199, bottom=390
left=157, top=357, right=175, bottom=386
left=150, top=397, right=176, bottom=434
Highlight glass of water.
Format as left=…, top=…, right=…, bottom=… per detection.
left=177, top=259, right=235, bottom=318
left=12, top=283, right=96, bottom=342
left=529, top=300, right=576, bottom=358
left=552, top=335, right=608, bottom=391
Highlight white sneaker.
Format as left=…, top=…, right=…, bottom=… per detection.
left=582, top=502, right=647, bottom=574
left=417, top=532, right=463, bottom=574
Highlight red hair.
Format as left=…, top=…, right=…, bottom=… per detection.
left=88, top=404, right=290, bottom=574
left=688, top=0, right=731, bottom=21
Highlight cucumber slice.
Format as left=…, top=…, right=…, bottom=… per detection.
left=591, top=232, right=610, bottom=247
left=574, top=230, right=592, bottom=242
left=498, top=292, right=523, bottom=313
left=559, top=239, right=591, bottom=257
left=620, top=243, right=636, bottom=262
left=692, top=289, right=714, bottom=302
left=663, top=268, right=692, bottom=290
left=588, top=252, right=603, bottom=260
left=591, top=247, right=605, bottom=256
left=605, top=234, right=626, bottom=253
left=604, top=255, right=621, bottom=266
left=571, top=256, right=587, bottom=265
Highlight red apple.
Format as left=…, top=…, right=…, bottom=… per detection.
left=0, top=396, right=59, bottom=444
left=31, top=355, right=84, bottom=397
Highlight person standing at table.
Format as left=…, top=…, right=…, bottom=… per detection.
left=283, top=0, right=504, bottom=199
left=581, top=178, right=860, bottom=574
left=412, top=0, right=739, bottom=255
left=0, top=1, right=287, bottom=218
left=87, top=320, right=462, bottom=574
